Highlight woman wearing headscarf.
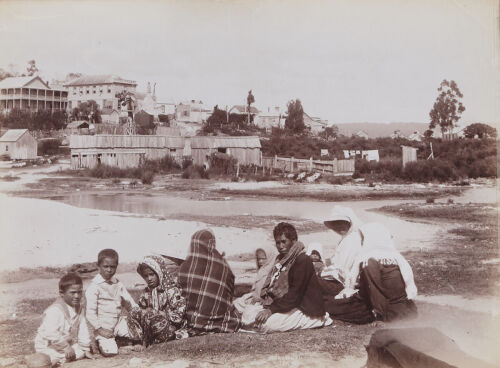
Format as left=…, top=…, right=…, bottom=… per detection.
left=321, top=206, right=418, bottom=323
left=234, top=222, right=332, bottom=333
left=128, top=255, right=188, bottom=347
left=178, top=229, right=242, bottom=335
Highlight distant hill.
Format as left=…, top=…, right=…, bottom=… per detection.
left=335, top=122, right=429, bottom=138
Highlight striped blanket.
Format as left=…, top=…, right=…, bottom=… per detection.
left=178, top=229, right=242, bottom=334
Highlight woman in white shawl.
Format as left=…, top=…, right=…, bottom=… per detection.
left=320, top=206, right=418, bottom=323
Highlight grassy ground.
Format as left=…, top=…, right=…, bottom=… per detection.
left=0, top=181, right=498, bottom=366
left=375, top=203, right=499, bottom=296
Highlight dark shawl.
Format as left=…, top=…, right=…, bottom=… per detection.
left=178, top=229, right=242, bottom=333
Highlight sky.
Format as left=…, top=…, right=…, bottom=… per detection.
left=0, top=0, right=498, bottom=126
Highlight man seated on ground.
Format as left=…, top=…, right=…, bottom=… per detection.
left=233, top=222, right=332, bottom=333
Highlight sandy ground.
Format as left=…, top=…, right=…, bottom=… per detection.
left=0, top=164, right=499, bottom=367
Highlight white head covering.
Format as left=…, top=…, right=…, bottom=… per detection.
left=323, top=205, right=363, bottom=235
left=321, top=206, right=364, bottom=291
left=306, top=242, right=324, bottom=260
left=322, top=208, right=417, bottom=300
left=352, top=223, right=418, bottom=299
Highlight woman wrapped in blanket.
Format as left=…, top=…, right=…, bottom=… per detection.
left=178, top=229, right=242, bottom=335
left=128, top=255, right=188, bottom=346
left=233, top=222, right=332, bottom=333
left=320, top=206, right=418, bottom=324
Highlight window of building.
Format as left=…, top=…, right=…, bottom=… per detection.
left=108, top=88, right=111, bottom=93
left=217, top=148, right=227, bottom=153
left=170, top=149, right=176, bottom=153
left=5, top=145, right=8, bottom=151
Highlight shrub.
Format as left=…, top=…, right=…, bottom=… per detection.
left=141, top=170, right=155, bottom=184
left=182, top=164, right=209, bottom=179
left=208, top=152, right=238, bottom=176
left=38, top=138, right=62, bottom=155
left=403, top=159, right=459, bottom=182
left=182, top=157, right=193, bottom=169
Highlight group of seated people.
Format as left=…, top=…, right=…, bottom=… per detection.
left=27, top=205, right=418, bottom=368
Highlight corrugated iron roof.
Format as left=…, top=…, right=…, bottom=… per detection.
left=191, top=136, right=261, bottom=149
left=229, top=105, right=260, bottom=114
left=70, top=135, right=185, bottom=149
left=0, top=129, right=29, bottom=142
left=0, top=76, right=49, bottom=90
left=64, top=75, right=137, bottom=87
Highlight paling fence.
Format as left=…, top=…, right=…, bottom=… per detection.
left=261, top=155, right=355, bottom=175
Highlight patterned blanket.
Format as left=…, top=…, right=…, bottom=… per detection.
left=178, top=229, right=242, bottom=333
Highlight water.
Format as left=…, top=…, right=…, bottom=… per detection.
left=44, top=184, right=497, bottom=254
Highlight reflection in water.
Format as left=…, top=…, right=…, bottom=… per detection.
left=48, top=185, right=496, bottom=254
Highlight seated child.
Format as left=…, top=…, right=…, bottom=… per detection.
left=306, top=242, right=325, bottom=276
left=85, top=249, right=139, bottom=356
left=128, top=255, right=188, bottom=346
left=255, top=248, right=268, bottom=270
left=33, top=273, right=93, bottom=367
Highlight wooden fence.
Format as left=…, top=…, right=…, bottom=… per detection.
left=261, top=155, right=355, bottom=175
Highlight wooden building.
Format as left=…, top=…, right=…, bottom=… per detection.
left=190, top=136, right=261, bottom=167
left=0, top=129, right=37, bottom=159
left=70, top=135, right=185, bottom=169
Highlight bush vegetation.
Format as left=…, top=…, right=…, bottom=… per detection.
left=86, top=156, right=182, bottom=184
left=37, top=138, right=62, bottom=156
left=261, top=131, right=497, bottom=182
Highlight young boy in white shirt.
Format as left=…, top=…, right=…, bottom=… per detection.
left=85, top=248, right=138, bottom=356
left=33, top=273, right=93, bottom=366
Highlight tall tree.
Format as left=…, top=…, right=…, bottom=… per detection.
left=428, top=79, right=465, bottom=135
left=463, top=123, right=497, bottom=139
left=202, top=105, right=226, bottom=134
left=319, top=125, right=339, bottom=140
left=0, top=68, right=15, bottom=82
left=247, top=90, right=255, bottom=125
left=284, top=99, right=305, bottom=134
left=26, top=60, right=39, bottom=76
left=71, top=100, right=102, bottom=124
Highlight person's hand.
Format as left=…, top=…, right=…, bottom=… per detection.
left=96, top=327, right=114, bottom=339
left=84, top=351, right=95, bottom=360
left=250, top=295, right=262, bottom=303
left=64, top=345, right=76, bottom=361
left=255, top=309, right=272, bottom=326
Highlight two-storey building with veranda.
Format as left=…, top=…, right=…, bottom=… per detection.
left=64, top=75, right=137, bottom=112
left=0, top=76, right=68, bottom=113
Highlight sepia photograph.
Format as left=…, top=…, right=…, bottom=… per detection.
left=0, top=0, right=498, bottom=367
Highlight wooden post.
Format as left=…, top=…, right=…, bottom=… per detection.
left=291, top=156, right=294, bottom=173
left=236, top=162, right=240, bottom=178
left=309, top=157, right=313, bottom=172
left=333, top=158, right=338, bottom=174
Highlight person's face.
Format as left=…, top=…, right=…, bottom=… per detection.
left=275, top=234, right=294, bottom=256
left=310, top=253, right=321, bottom=263
left=99, top=257, right=118, bottom=281
left=141, top=265, right=159, bottom=289
left=256, top=254, right=267, bottom=269
left=330, top=220, right=351, bottom=236
left=60, top=284, right=83, bottom=308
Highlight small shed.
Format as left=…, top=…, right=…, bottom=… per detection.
left=0, top=129, right=37, bottom=159
left=402, top=145, right=418, bottom=168
left=70, top=135, right=185, bottom=169
left=66, top=120, right=90, bottom=135
left=190, top=136, right=261, bottom=166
